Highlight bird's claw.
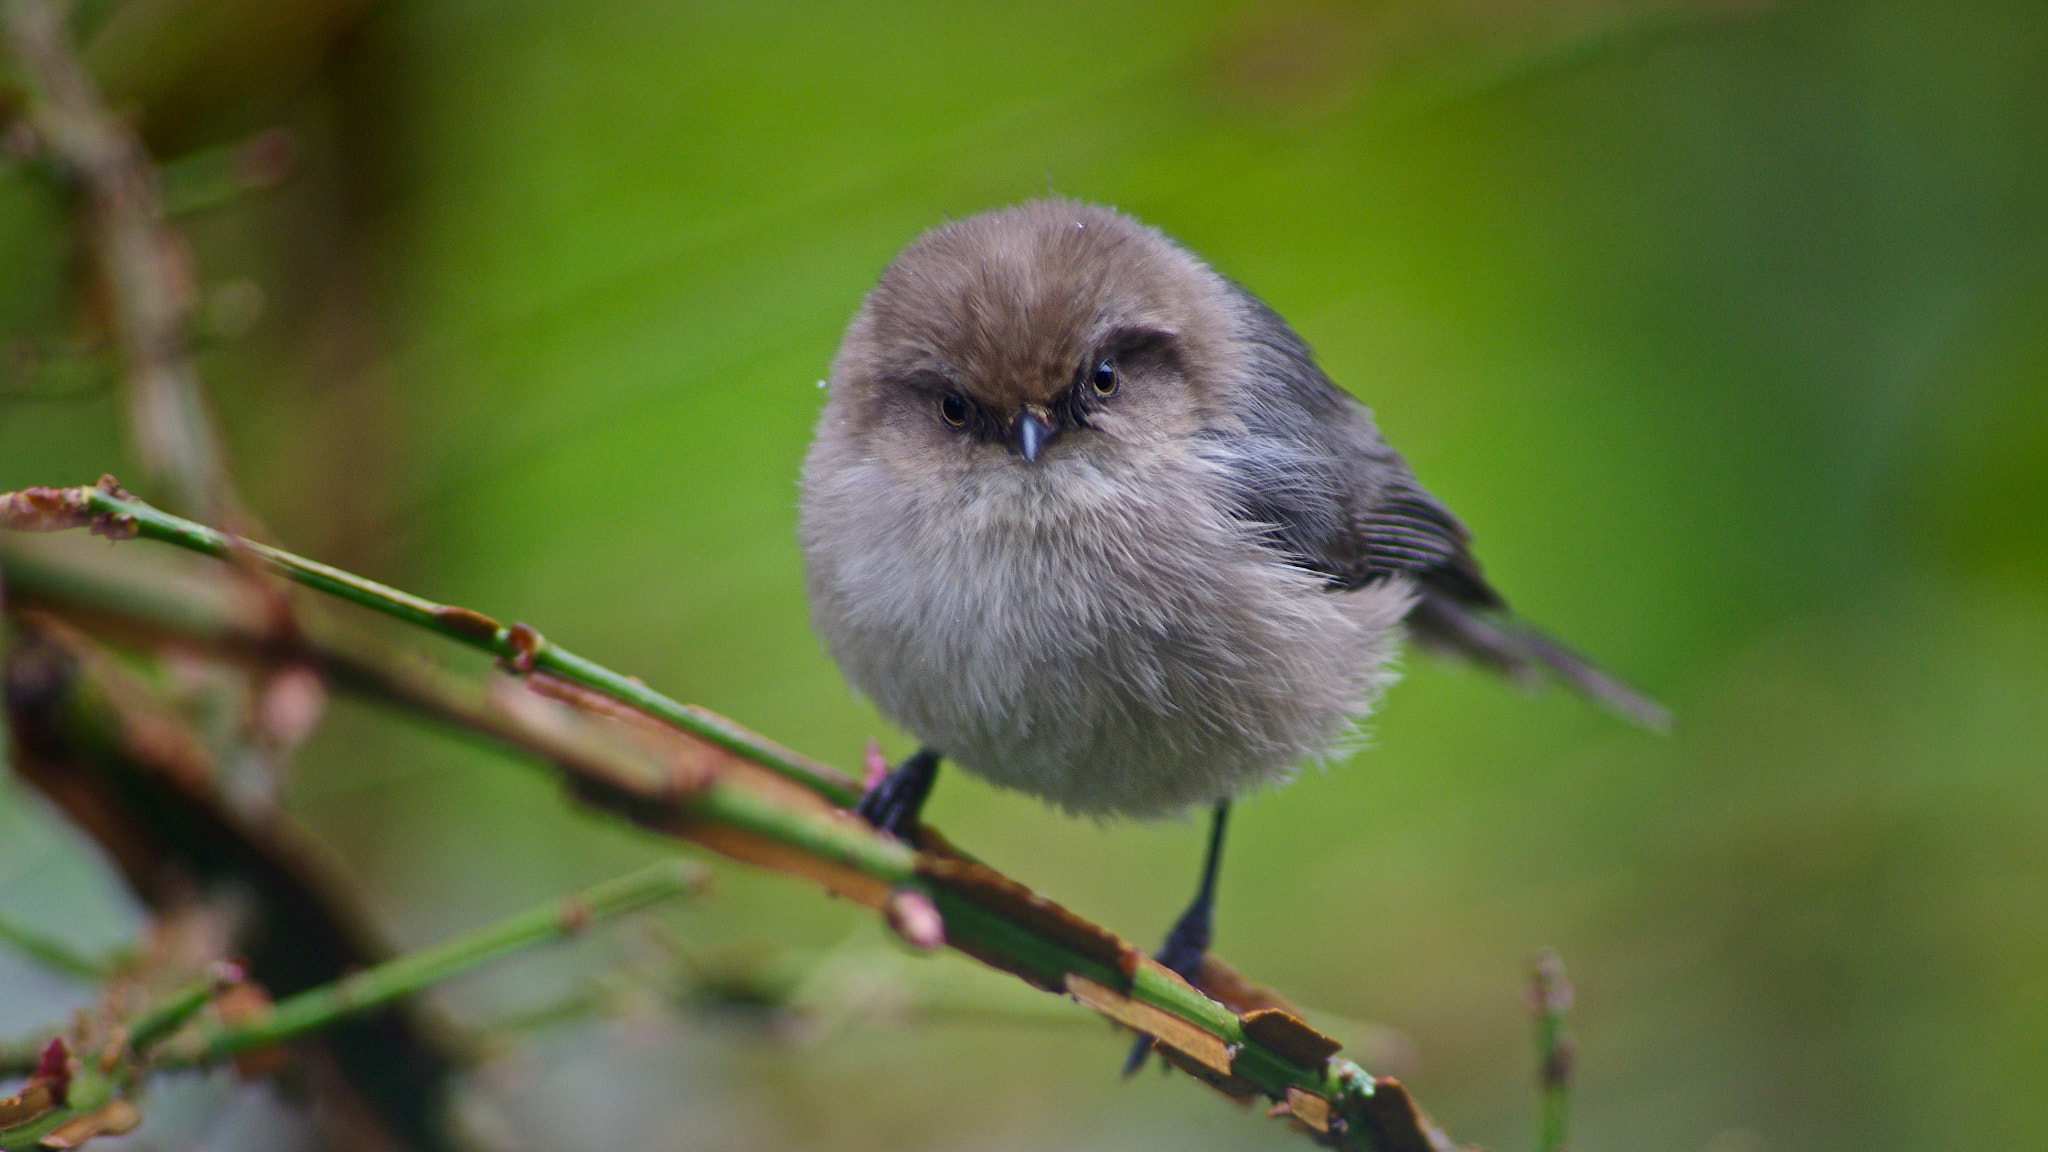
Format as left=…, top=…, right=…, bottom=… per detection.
left=855, top=747, right=940, bottom=842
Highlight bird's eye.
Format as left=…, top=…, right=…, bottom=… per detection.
left=1091, top=358, right=1119, bottom=396
left=938, top=391, right=968, bottom=427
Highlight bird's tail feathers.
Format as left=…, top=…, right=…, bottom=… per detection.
left=1405, top=591, right=1671, bottom=731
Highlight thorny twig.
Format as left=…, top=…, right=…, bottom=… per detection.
left=3, top=491, right=1462, bottom=1152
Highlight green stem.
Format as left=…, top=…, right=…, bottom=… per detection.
left=1531, top=949, right=1573, bottom=1152
left=126, top=980, right=218, bottom=1053
left=66, top=486, right=861, bottom=806
left=173, top=859, right=708, bottom=1064
left=1538, top=1030, right=1570, bottom=1152
left=0, top=912, right=106, bottom=982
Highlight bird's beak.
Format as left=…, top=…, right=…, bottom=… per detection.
left=1013, top=407, right=1057, bottom=462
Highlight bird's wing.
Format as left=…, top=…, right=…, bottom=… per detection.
left=1221, top=287, right=1670, bottom=730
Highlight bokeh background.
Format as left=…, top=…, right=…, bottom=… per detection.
left=4, top=1, right=2046, bottom=1149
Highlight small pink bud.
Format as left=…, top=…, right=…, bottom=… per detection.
left=35, top=1038, right=71, bottom=1105
left=884, top=888, right=944, bottom=952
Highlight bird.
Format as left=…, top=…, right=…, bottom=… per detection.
left=797, top=199, right=1664, bottom=1071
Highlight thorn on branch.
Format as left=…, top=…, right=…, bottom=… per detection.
left=502, top=622, right=543, bottom=673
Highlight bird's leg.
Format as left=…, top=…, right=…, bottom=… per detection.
left=856, top=746, right=941, bottom=842
left=1123, top=800, right=1231, bottom=1076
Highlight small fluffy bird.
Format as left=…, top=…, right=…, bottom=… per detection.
left=799, top=200, right=1662, bottom=1068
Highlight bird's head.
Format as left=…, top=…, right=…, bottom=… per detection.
left=824, top=200, right=1241, bottom=480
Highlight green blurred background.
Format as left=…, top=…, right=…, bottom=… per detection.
left=4, top=0, right=2046, bottom=1148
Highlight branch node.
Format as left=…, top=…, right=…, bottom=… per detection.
left=556, top=896, right=591, bottom=935
left=210, top=981, right=287, bottom=1079
left=502, top=622, right=544, bottom=673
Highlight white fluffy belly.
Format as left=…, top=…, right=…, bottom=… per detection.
left=801, top=455, right=1413, bottom=817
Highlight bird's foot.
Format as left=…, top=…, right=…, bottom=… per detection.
left=855, top=747, right=940, bottom=842
left=1153, top=912, right=1211, bottom=986
left=1121, top=892, right=1214, bottom=1076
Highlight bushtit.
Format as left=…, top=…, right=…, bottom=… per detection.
left=799, top=200, right=1662, bottom=1066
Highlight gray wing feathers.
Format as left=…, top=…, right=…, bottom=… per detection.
left=1219, top=285, right=1670, bottom=731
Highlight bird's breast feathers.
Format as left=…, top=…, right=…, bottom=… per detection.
left=800, top=439, right=1413, bottom=816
